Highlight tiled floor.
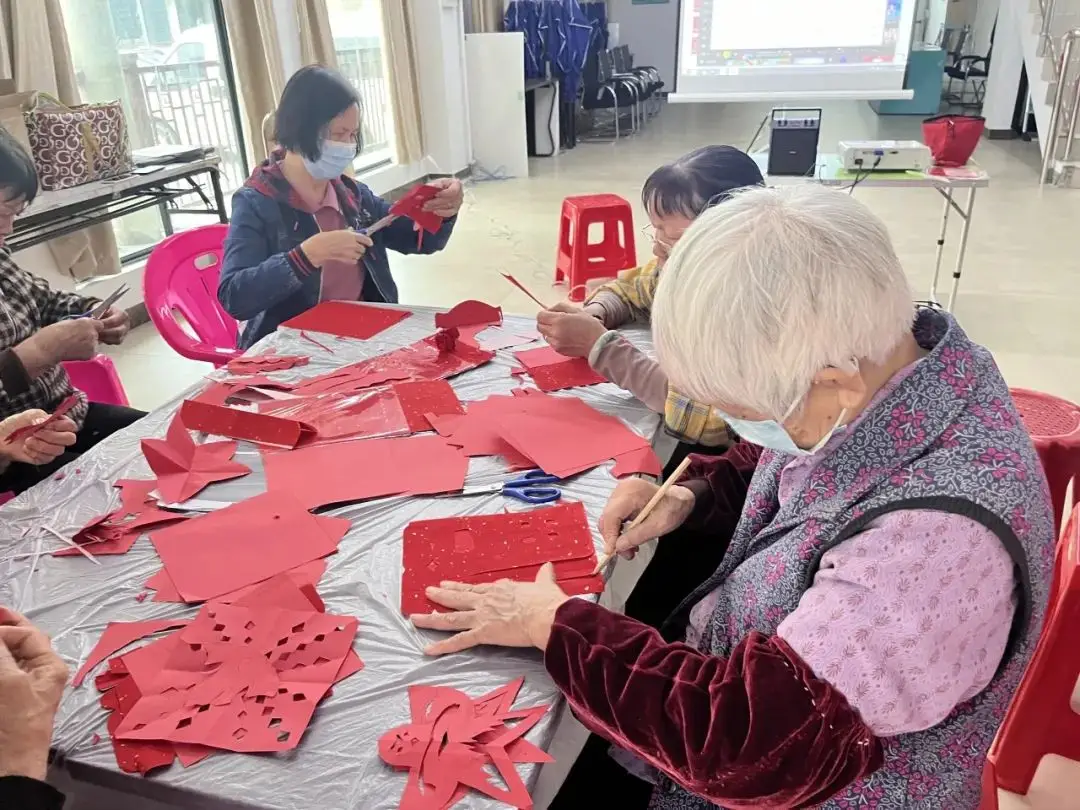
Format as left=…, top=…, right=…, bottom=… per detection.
left=74, top=101, right=1080, bottom=808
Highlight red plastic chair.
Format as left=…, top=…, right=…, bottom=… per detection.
left=979, top=503, right=1080, bottom=808
left=143, top=224, right=241, bottom=367
left=554, top=194, right=637, bottom=302
left=63, top=355, right=130, bottom=407
left=1011, top=388, right=1080, bottom=533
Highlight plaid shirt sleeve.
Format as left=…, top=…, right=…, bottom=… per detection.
left=585, top=259, right=661, bottom=326
left=5, top=253, right=98, bottom=323
left=664, top=388, right=732, bottom=448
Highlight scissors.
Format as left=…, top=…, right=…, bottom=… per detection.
left=67, top=284, right=130, bottom=320
left=460, top=469, right=562, bottom=504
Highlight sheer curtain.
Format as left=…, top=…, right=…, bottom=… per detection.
left=222, top=0, right=285, bottom=164
left=381, top=0, right=424, bottom=164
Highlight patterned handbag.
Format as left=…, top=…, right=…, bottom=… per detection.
left=23, top=93, right=133, bottom=191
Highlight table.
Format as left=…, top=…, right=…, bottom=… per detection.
left=752, top=152, right=990, bottom=312
left=0, top=307, right=660, bottom=810
left=9, top=155, right=227, bottom=262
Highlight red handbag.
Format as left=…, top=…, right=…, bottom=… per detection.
left=922, top=114, right=984, bottom=168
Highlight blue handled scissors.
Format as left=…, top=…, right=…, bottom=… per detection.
left=460, top=469, right=562, bottom=504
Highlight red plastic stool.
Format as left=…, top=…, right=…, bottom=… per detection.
left=978, top=504, right=1080, bottom=808
left=554, top=194, right=637, bottom=302
left=1011, top=388, right=1080, bottom=533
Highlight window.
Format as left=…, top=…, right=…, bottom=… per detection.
left=60, top=0, right=246, bottom=260
left=326, top=0, right=396, bottom=169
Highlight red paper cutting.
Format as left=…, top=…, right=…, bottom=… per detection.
left=434, top=300, right=503, bottom=331
left=225, top=352, right=310, bottom=375
left=281, top=301, right=411, bottom=341
left=3, top=393, right=79, bottom=444
left=379, top=677, right=552, bottom=810
left=141, top=413, right=250, bottom=503
left=54, top=503, right=189, bottom=557
left=73, top=619, right=190, bottom=687
left=389, top=183, right=443, bottom=235
left=263, top=434, right=468, bottom=510
left=433, top=326, right=458, bottom=354
left=393, top=380, right=465, bottom=433
left=513, top=345, right=607, bottom=392
left=150, top=493, right=350, bottom=602
left=500, top=273, right=547, bottom=309
left=179, top=399, right=315, bottom=449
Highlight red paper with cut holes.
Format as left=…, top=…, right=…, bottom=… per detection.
left=392, top=380, right=465, bottom=433
left=281, top=301, right=411, bottom=341
left=179, top=399, right=315, bottom=449
left=263, top=434, right=468, bottom=510
left=150, top=493, right=350, bottom=602
left=73, top=619, right=190, bottom=687
left=141, top=413, right=250, bottom=503
left=401, top=501, right=601, bottom=614
left=55, top=502, right=189, bottom=557
left=434, top=300, right=502, bottom=331
left=225, top=352, right=309, bottom=375
left=389, top=184, right=442, bottom=234
left=512, top=345, right=606, bottom=392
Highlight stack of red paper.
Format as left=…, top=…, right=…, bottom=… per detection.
left=401, top=501, right=603, bottom=615
left=86, top=573, right=363, bottom=774
left=512, top=346, right=606, bottom=392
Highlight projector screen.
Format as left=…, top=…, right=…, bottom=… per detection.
left=672, top=0, right=917, bottom=101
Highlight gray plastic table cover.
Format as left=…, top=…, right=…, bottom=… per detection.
left=0, top=306, right=660, bottom=810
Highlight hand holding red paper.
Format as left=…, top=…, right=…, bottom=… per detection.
left=421, top=177, right=464, bottom=218
left=537, top=303, right=607, bottom=358
left=0, top=408, right=77, bottom=465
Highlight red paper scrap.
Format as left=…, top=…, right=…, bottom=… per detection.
left=3, top=393, right=79, bottom=444
left=500, top=273, right=547, bottom=309
left=433, top=326, right=458, bottom=354
left=281, top=301, right=411, bottom=341
left=54, top=504, right=189, bottom=557
left=141, top=413, right=250, bottom=503
left=263, top=434, right=469, bottom=510
left=146, top=559, right=328, bottom=606
left=150, top=493, right=350, bottom=602
left=513, top=345, right=606, bottom=392
left=434, top=300, right=503, bottom=331
left=427, top=412, right=534, bottom=471
left=299, top=330, right=334, bottom=354
left=73, top=619, right=190, bottom=687
left=611, top=445, right=663, bottom=478
left=179, top=399, right=314, bottom=449
left=225, top=352, right=310, bottom=376
left=393, top=380, right=465, bottom=433
left=401, top=501, right=600, bottom=614
left=260, top=388, right=409, bottom=443
left=379, top=677, right=552, bottom=810
left=389, top=184, right=443, bottom=234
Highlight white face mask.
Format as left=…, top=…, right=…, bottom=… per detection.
left=720, top=409, right=848, bottom=456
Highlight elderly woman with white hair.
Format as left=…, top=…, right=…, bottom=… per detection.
left=411, top=185, right=1054, bottom=808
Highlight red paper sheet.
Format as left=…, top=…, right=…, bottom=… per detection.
left=389, top=184, right=442, bottom=234
left=147, top=560, right=328, bottom=606
left=401, top=501, right=599, bottom=614
left=73, top=620, right=190, bottom=687
left=513, top=345, right=607, bottom=392
left=3, top=393, right=79, bottom=444
left=141, top=413, right=250, bottom=503
left=433, top=300, right=502, bottom=331
left=392, top=380, right=465, bottom=433
left=281, top=301, right=411, bottom=341
left=426, top=412, right=534, bottom=470
left=179, top=399, right=314, bottom=449
left=150, top=493, right=350, bottom=602
left=263, top=434, right=468, bottom=510
left=225, top=352, right=310, bottom=375
left=611, top=445, right=663, bottom=478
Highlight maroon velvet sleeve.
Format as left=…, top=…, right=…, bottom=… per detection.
left=545, top=599, right=883, bottom=809
left=681, top=442, right=763, bottom=531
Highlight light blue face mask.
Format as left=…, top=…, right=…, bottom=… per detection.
left=721, top=406, right=848, bottom=457
left=302, top=139, right=357, bottom=180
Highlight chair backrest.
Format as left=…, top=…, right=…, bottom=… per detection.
left=598, top=50, right=615, bottom=82
left=614, top=45, right=631, bottom=72
left=143, top=224, right=238, bottom=356
left=62, top=355, right=130, bottom=407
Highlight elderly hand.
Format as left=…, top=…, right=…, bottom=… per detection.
left=423, top=177, right=464, bottom=219
left=410, top=563, right=570, bottom=655
left=537, top=303, right=607, bottom=358
left=0, top=411, right=77, bottom=466
left=97, top=306, right=131, bottom=345
left=0, top=607, right=68, bottom=780
left=600, top=478, right=697, bottom=559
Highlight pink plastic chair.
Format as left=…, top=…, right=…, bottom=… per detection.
left=63, top=355, right=130, bottom=406
left=143, top=224, right=241, bottom=367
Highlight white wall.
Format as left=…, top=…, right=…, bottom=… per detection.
left=981, top=4, right=1023, bottom=130
left=606, top=0, right=678, bottom=90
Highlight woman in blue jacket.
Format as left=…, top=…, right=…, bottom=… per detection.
left=219, top=66, right=462, bottom=349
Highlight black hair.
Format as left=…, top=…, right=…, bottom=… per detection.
left=642, top=145, right=764, bottom=219
left=273, top=66, right=363, bottom=162
left=0, top=126, right=39, bottom=205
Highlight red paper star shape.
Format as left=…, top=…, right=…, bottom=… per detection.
left=141, top=412, right=250, bottom=503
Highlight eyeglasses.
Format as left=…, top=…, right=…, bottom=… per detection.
left=641, top=223, right=677, bottom=249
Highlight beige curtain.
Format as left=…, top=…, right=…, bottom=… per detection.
left=297, top=0, right=339, bottom=69
left=0, top=0, right=121, bottom=281
left=381, top=0, right=424, bottom=164
left=470, top=0, right=504, bottom=33
left=222, top=0, right=285, bottom=165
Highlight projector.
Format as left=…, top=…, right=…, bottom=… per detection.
left=838, top=140, right=932, bottom=172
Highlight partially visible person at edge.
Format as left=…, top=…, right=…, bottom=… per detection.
left=412, top=184, right=1055, bottom=809
left=219, top=65, right=463, bottom=350
left=0, top=607, right=69, bottom=810
left=0, top=129, right=143, bottom=494
left=536, top=145, right=764, bottom=459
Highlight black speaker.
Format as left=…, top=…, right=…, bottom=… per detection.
left=767, top=108, right=822, bottom=177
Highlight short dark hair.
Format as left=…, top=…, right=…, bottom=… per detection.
left=642, top=145, right=764, bottom=219
left=274, top=66, right=363, bottom=162
left=0, top=126, right=39, bottom=205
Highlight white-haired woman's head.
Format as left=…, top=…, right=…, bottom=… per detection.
left=652, top=183, right=916, bottom=452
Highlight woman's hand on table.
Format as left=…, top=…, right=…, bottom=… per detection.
left=600, top=479, right=696, bottom=559
left=411, top=563, right=570, bottom=655
left=537, top=303, right=607, bottom=358
left=0, top=411, right=76, bottom=466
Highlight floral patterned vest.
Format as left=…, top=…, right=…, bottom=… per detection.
left=650, top=309, right=1055, bottom=810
